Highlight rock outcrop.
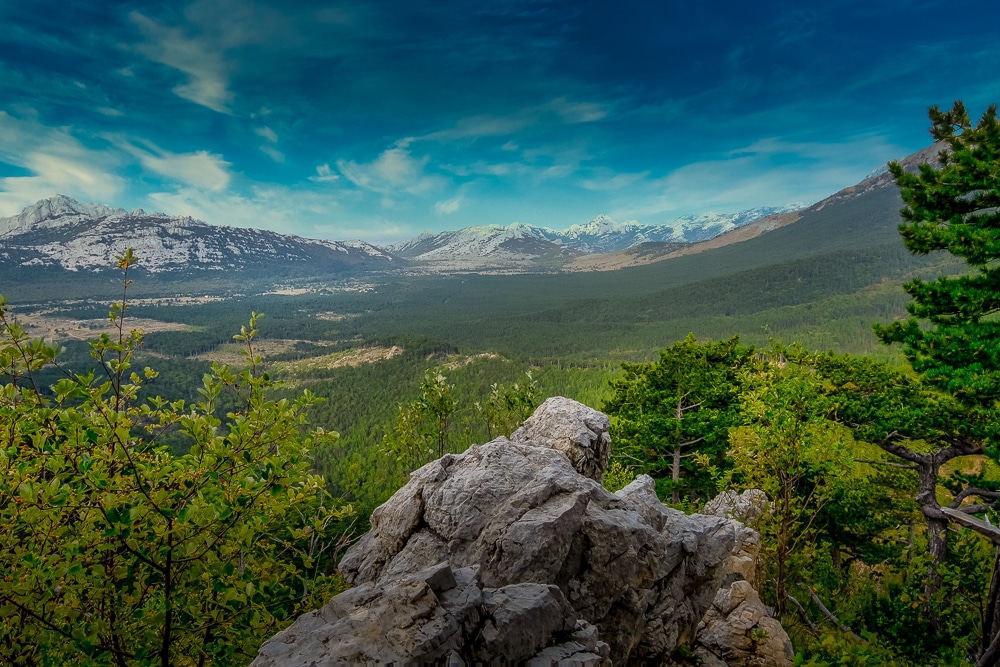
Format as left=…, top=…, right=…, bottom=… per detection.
left=694, top=490, right=794, bottom=667
left=252, top=397, right=790, bottom=665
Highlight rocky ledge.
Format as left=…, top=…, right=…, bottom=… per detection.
left=252, top=397, right=792, bottom=665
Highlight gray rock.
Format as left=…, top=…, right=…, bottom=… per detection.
left=702, top=489, right=770, bottom=525
left=253, top=399, right=783, bottom=666
left=691, top=489, right=793, bottom=667
left=694, top=580, right=794, bottom=667
left=511, top=396, right=611, bottom=482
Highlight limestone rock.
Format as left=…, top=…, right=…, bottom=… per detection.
left=702, top=489, right=769, bottom=525
left=510, top=396, right=611, bottom=482
left=252, top=400, right=780, bottom=665
left=694, top=580, right=794, bottom=667
left=693, top=489, right=793, bottom=667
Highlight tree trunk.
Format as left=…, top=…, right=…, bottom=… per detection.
left=924, top=513, right=947, bottom=635
left=671, top=446, right=681, bottom=504
left=982, top=548, right=1000, bottom=663
left=775, top=493, right=791, bottom=616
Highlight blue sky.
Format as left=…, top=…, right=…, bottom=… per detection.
left=0, top=0, right=997, bottom=244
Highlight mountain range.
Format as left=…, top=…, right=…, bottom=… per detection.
left=0, top=195, right=805, bottom=279
left=0, top=143, right=941, bottom=289
left=386, top=206, right=803, bottom=271
left=0, top=195, right=393, bottom=275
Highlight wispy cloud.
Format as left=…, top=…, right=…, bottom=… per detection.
left=308, top=163, right=340, bottom=183
left=0, top=110, right=125, bottom=215
left=254, top=126, right=284, bottom=162
left=255, top=126, right=278, bottom=143
left=130, top=11, right=233, bottom=113
left=579, top=168, right=650, bottom=191
left=337, top=147, right=444, bottom=196
left=113, top=137, right=231, bottom=192
left=621, top=134, right=904, bottom=220
left=146, top=182, right=408, bottom=244
left=400, top=97, right=610, bottom=146
left=434, top=195, right=462, bottom=215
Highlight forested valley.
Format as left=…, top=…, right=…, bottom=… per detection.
left=2, top=102, right=999, bottom=665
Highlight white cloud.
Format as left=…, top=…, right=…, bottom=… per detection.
left=148, top=185, right=318, bottom=233
left=434, top=196, right=462, bottom=215
left=543, top=97, right=609, bottom=123
left=255, top=126, right=278, bottom=143
left=579, top=169, right=650, bottom=191
left=620, top=134, right=903, bottom=220
left=402, top=97, right=610, bottom=146
left=113, top=137, right=231, bottom=191
left=130, top=11, right=233, bottom=113
left=337, top=147, right=443, bottom=196
left=259, top=145, right=285, bottom=163
left=0, top=111, right=125, bottom=215
left=145, top=183, right=406, bottom=245
left=309, top=163, right=340, bottom=183
left=254, top=126, right=283, bottom=162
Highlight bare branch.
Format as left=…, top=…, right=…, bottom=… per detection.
left=941, top=507, right=1000, bottom=545
left=785, top=593, right=819, bottom=634
left=808, top=587, right=865, bottom=643
left=951, top=487, right=1000, bottom=509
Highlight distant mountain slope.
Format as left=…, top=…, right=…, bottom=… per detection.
left=563, top=142, right=945, bottom=272
left=0, top=195, right=394, bottom=276
left=564, top=211, right=803, bottom=272
left=387, top=222, right=581, bottom=273
left=389, top=205, right=802, bottom=272
left=336, top=168, right=953, bottom=363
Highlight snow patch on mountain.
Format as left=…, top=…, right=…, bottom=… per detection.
left=389, top=204, right=805, bottom=270
left=0, top=195, right=393, bottom=274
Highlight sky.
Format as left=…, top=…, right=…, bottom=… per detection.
left=0, top=0, right=998, bottom=244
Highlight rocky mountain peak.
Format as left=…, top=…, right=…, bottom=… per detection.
left=0, top=194, right=126, bottom=238
left=563, top=214, right=625, bottom=237
left=0, top=195, right=393, bottom=274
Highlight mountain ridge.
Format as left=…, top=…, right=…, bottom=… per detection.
left=0, top=142, right=943, bottom=283
left=0, top=195, right=393, bottom=275
left=387, top=204, right=804, bottom=271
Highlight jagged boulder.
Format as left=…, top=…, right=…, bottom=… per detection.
left=510, top=396, right=611, bottom=482
left=694, top=581, right=794, bottom=667
left=251, top=398, right=767, bottom=665
left=696, top=489, right=794, bottom=667
left=702, top=489, right=770, bottom=526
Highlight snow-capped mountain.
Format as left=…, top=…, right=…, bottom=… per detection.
left=389, top=204, right=804, bottom=271
left=387, top=222, right=580, bottom=272
left=0, top=195, right=806, bottom=279
left=0, top=195, right=393, bottom=275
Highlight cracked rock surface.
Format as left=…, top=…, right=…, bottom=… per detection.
left=252, top=398, right=777, bottom=665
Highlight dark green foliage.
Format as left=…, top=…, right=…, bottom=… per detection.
left=603, top=334, right=752, bottom=503
left=877, top=101, right=1000, bottom=409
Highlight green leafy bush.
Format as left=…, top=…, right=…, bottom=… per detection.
left=0, top=251, right=352, bottom=666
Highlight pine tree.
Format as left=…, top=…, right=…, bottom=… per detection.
left=875, top=101, right=1000, bottom=664
left=876, top=100, right=1000, bottom=409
